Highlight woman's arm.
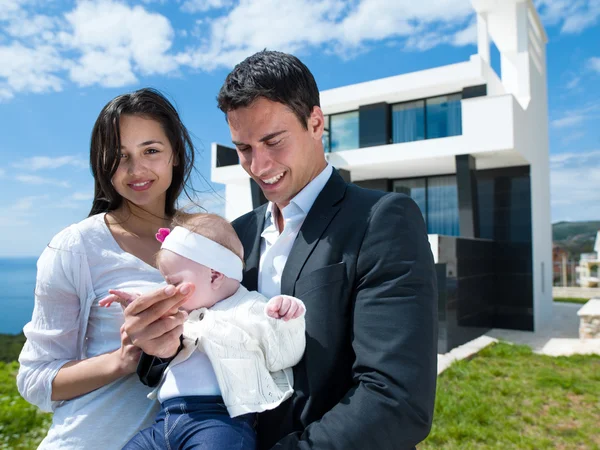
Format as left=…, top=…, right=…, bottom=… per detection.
left=17, top=227, right=136, bottom=409
left=50, top=325, right=140, bottom=401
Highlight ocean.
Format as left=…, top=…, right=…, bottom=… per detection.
left=0, top=257, right=38, bottom=335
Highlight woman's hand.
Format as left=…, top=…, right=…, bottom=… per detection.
left=121, top=283, right=194, bottom=358
left=112, top=323, right=143, bottom=377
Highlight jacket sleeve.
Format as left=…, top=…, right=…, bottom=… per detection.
left=245, top=296, right=306, bottom=373
left=273, top=194, right=438, bottom=449
left=16, top=226, right=87, bottom=413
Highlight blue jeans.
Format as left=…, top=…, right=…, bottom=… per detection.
left=123, top=396, right=257, bottom=450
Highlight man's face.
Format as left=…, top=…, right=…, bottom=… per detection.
left=228, top=97, right=327, bottom=210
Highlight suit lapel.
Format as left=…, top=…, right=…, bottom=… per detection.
left=240, top=205, right=267, bottom=292
left=281, top=170, right=347, bottom=296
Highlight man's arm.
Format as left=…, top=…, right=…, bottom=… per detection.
left=274, top=194, right=438, bottom=449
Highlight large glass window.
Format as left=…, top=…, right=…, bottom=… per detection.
left=393, top=176, right=459, bottom=236
left=426, top=94, right=462, bottom=139
left=391, top=100, right=425, bottom=143
left=393, top=179, right=426, bottom=222
left=330, top=111, right=359, bottom=152
left=427, top=175, right=459, bottom=236
left=322, top=115, right=330, bottom=152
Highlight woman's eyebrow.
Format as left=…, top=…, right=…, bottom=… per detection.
left=121, top=140, right=165, bottom=149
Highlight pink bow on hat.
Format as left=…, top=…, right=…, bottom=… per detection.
left=155, top=228, right=171, bottom=243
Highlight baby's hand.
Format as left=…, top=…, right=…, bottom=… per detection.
left=265, top=295, right=305, bottom=321
left=99, top=289, right=141, bottom=308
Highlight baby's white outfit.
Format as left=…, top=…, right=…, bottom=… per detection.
left=150, top=285, right=306, bottom=418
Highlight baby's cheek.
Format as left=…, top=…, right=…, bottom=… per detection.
left=181, top=293, right=203, bottom=312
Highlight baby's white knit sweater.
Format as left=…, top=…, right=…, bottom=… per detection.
left=149, top=285, right=306, bottom=417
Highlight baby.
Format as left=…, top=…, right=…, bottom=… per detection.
left=100, top=213, right=306, bottom=450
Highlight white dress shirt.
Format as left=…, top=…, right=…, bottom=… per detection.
left=258, top=164, right=333, bottom=299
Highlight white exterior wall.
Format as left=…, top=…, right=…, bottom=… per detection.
left=478, top=0, right=552, bottom=328
left=210, top=0, right=552, bottom=329
left=224, top=184, right=253, bottom=221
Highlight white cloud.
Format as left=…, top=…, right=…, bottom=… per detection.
left=180, top=0, right=475, bottom=70
left=0, top=43, right=64, bottom=97
left=13, top=195, right=44, bottom=212
left=550, top=104, right=600, bottom=129
left=0, top=0, right=21, bottom=21
left=15, top=174, right=70, bottom=188
left=535, top=0, right=600, bottom=34
left=0, top=0, right=180, bottom=100
left=5, top=13, right=58, bottom=40
left=181, top=0, right=233, bottom=13
left=551, top=115, right=585, bottom=129
left=550, top=149, right=600, bottom=221
left=451, top=19, right=477, bottom=46
left=72, top=191, right=94, bottom=201
left=13, top=155, right=88, bottom=171
left=565, top=76, right=581, bottom=90
left=0, top=194, right=50, bottom=227
left=64, top=1, right=178, bottom=85
left=588, top=57, right=600, bottom=73
left=550, top=150, right=600, bottom=168
left=70, top=49, right=138, bottom=87
left=0, top=0, right=487, bottom=101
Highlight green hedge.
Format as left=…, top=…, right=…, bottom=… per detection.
left=0, top=334, right=25, bottom=363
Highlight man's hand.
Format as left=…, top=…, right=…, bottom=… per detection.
left=121, top=283, right=195, bottom=358
left=265, top=295, right=305, bottom=321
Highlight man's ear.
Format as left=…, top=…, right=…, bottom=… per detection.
left=308, top=106, right=325, bottom=140
left=210, top=270, right=225, bottom=289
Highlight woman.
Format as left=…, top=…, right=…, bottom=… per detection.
left=17, top=88, right=197, bottom=449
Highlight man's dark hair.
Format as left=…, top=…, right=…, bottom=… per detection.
left=217, top=50, right=320, bottom=129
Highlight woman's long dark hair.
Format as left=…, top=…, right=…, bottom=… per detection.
left=88, top=88, right=196, bottom=218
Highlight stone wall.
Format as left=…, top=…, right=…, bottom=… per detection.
left=552, top=287, right=600, bottom=300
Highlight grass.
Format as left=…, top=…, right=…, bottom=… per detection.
left=553, top=297, right=592, bottom=304
left=2, top=342, right=599, bottom=449
left=0, top=362, right=51, bottom=449
left=420, top=342, right=600, bottom=450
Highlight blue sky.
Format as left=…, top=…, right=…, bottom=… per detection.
left=0, top=0, right=599, bottom=257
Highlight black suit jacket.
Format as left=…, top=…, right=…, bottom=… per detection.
left=232, top=170, right=438, bottom=450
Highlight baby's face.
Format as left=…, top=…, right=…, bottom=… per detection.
left=158, top=250, right=219, bottom=311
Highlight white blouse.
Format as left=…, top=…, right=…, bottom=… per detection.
left=17, top=213, right=163, bottom=450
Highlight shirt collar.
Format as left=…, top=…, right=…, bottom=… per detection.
left=264, top=163, right=333, bottom=223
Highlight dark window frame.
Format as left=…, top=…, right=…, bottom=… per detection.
left=390, top=91, right=463, bottom=143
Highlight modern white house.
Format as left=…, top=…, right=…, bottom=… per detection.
left=211, top=0, right=552, bottom=350
left=576, top=231, right=600, bottom=287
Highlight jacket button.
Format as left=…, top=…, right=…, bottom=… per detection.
left=199, top=312, right=204, bottom=320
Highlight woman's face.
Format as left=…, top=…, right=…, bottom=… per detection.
left=111, top=114, right=175, bottom=214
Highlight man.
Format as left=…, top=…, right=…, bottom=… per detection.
left=124, top=50, right=438, bottom=449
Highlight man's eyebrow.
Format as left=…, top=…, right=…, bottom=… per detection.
left=121, top=140, right=165, bottom=149
left=232, top=130, right=287, bottom=146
